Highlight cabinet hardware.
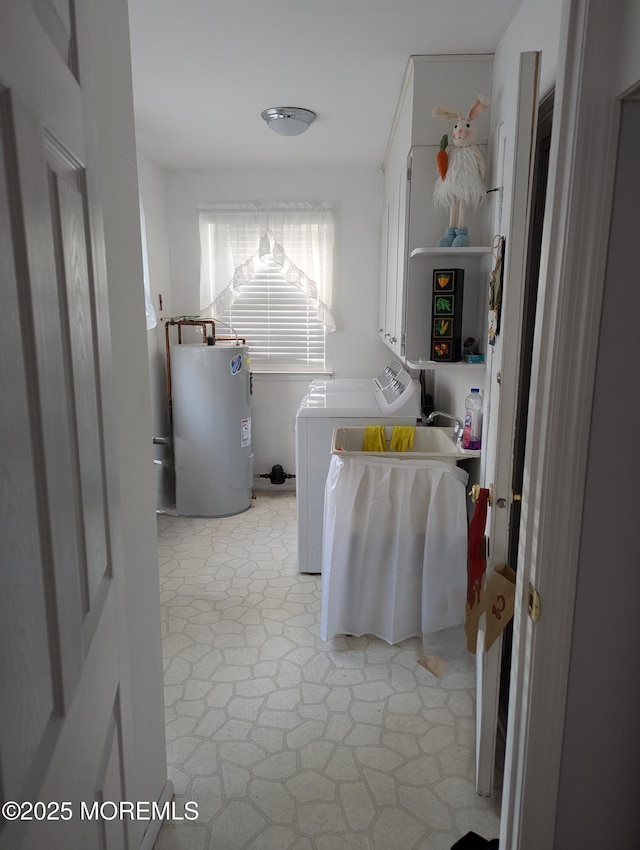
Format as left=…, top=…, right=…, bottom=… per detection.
left=512, top=491, right=522, bottom=501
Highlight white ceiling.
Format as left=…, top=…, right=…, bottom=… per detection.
left=127, top=0, right=523, bottom=170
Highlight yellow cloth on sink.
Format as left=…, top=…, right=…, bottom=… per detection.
left=389, top=425, right=415, bottom=452
left=363, top=425, right=386, bottom=452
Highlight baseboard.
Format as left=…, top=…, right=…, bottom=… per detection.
left=252, top=479, right=296, bottom=493
left=139, top=779, right=174, bottom=850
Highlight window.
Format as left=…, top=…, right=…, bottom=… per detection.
left=199, top=203, right=335, bottom=373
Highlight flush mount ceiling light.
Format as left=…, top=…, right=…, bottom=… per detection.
left=261, top=107, right=317, bottom=137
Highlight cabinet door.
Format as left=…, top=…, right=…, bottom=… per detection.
left=391, top=154, right=411, bottom=355
left=379, top=77, right=413, bottom=355
left=379, top=151, right=410, bottom=356
left=379, top=188, right=391, bottom=337
left=384, top=171, right=399, bottom=346
left=404, top=146, right=435, bottom=362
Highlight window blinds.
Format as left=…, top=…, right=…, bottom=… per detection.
left=220, top=260, right=325, bottom=371
left=199, top=203, right=334, bottom=372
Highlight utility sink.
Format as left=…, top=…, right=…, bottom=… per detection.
left=331, top=425, right=480, bottom=461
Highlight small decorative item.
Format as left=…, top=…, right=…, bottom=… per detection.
left=488, top=235, right=505, bottom=346
left=434, top=270, right=455, bottom=292
left=431, top=268, right=464, bottom=361
left=435, top=294, right=454, bottom=316
left=432, top=95, right=491, bottom=247
left=436, top=134, right=449, bottom=180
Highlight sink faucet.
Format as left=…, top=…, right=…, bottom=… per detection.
left=423, top=411, right=464, bottom=443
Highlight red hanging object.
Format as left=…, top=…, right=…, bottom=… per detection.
left=467, top=487, right=490, bottom=608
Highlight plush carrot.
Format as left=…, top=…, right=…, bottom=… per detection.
left=436, top=134, right=448, bottom=180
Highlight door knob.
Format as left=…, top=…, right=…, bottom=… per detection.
left=470, top=483, right=493, bottom=507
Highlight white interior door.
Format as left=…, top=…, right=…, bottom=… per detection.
left=474, top=52, right=541, bottom=796
left=499, top=2, right=633, bottom=845
left=0, top=3, right=138, bottom=848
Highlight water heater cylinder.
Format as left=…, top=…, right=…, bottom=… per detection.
left=171, top=343, right=253, bottom=517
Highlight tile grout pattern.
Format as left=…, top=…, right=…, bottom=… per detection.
left=155, top=492, right=500, bottom=850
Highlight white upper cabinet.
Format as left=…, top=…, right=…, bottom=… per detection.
left=379, top=55, right=494, bottom=365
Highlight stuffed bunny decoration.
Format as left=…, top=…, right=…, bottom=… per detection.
left=432, top=95, right=490, bottom=247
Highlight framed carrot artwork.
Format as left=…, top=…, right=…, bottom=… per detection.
left=431, top=268, right=464, bottom=361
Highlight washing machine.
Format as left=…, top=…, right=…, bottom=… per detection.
left=295, top=362, right=421, bottom=573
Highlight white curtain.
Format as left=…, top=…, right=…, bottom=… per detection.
left=199, top=202, right=335, bottom=332
left=321, top=455, right=469, bottom=644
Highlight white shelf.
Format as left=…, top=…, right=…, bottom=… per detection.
left=406, top=359, right=486, bottom=371
left=410, top=246, right=493, bottom=259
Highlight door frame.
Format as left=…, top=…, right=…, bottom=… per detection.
left=475, top=50, right=541, bottom=797
left=500, top=1, right=629, bottom=845
left=497, top=87, right=554, bottom=753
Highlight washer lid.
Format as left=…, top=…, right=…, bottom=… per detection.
left=308, top=378, right=374, bottom=392
left=297, top=390, right=381, bottom=417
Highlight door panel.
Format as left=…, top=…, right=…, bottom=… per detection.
left=0, top=100, right=57, bottom=801
left=11, top=95, right=91, bottom=708
left=31, top=0, right=75, bottom=71
left=0, top=3, right=138, bottom=848
left=99, top=708, right=128, bottom=850
left=21, top=594, right=122, bottom=850
left=56, top=170, right=109, bottom=609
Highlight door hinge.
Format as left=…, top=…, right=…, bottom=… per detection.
left=528, top=583, right=541, bottom=623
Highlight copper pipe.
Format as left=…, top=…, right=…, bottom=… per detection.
left=164, top=320, right=172, bottom=419
left=214, top=336, right=247, bottom=344
left=164, top=320, right=248, bottom=427
left=164, top=319, right=219, bottom=423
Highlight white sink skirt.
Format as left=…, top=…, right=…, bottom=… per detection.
left=321, top=454, right=469, bottom=644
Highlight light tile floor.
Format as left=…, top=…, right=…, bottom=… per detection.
left=155, top=492, right=500, bottom=850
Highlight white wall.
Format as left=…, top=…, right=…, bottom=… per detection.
left=491, top=0, right=561, bottom=107
left=163, top=166, right=393, bottom=480
left=138, top=152, right=175, bottom=505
